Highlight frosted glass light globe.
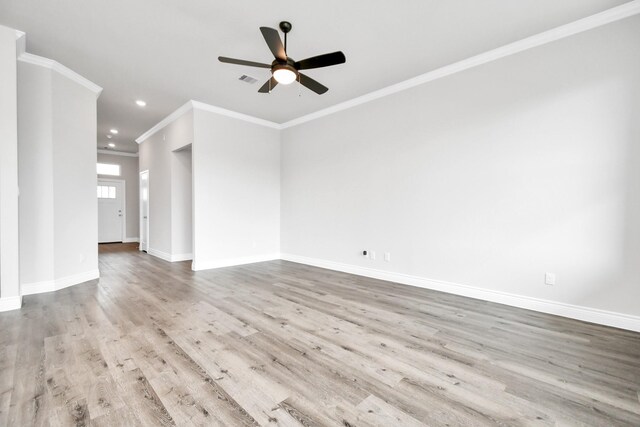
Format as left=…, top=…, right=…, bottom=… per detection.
left=273, top=68, right=297, bottom=85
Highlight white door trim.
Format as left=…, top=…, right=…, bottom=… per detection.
left=98, top=178, right=126, bottom=243
left=139, top=170, right=149, bottom=252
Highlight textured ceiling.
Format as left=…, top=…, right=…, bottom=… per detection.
left=0, top=0, right=629, bottom=152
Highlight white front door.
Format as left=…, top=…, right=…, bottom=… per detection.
left=140, top=170, right=149, bottom=251
left=98, top=180, right=125, bottom=243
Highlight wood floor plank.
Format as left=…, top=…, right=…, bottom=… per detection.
left=356, top=394, right=425, bottom=427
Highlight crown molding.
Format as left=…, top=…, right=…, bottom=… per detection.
left=14, top=30, right=26, bottom=60
left=13, top=30, right=102, bottom=96
left=136, top=1, right=640, bottom=140
left=136, top=100, right=281, bottom=144
left=280, top=0, right=640, bottom=128
left=135, top=100, right=194, bottom=144
left=97, top=149, right=139, bottom=157
left=18, top=52, right=103, bottom=97
left=191, top=100, right=281, bottom=129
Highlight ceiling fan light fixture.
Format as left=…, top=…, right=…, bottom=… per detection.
left=273, top=65, right=297, bottom=85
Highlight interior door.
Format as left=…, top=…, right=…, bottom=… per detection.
left=98, top=180, right=124, bottom=243
left=140, top=170, right=149, bottom=252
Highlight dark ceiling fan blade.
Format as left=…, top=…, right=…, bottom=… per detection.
left=295, top=51, right=346, bottom=70
left=258, top=76, right=278, bottom=93
left=298, top=73, right=328, bottom=94
left=260, top=27, right=287, bottom=61
left=218, top=56, right=272, bottom=69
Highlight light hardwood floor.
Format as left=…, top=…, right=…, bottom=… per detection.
left=1, top=243, right=639, bottom=426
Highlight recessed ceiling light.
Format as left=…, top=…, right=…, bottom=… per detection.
left=136, top=100, right=147, bottom=107
left=108, top=143, right=116, bottom=148
left=107, top=135, right=112, bottom=139
left=110, top=129, right=118, bottom=134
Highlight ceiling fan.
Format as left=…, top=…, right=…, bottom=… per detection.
left=218, top=21, right=346, bottom=95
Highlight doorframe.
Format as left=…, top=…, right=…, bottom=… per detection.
left=139, top=170, right=149, bottom=252
left=97, top=178, right=126, bottom=243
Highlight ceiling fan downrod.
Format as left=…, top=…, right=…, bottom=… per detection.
left=279, top=21, right=292, bottom=55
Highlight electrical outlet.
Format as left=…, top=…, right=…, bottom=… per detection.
left=370, top=251, right=376, bottom=260
left=384, top=252, right=391, bottom=262
left=545, top=272, right=556, bottom=286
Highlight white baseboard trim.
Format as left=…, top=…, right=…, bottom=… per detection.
left=0, top=295, right=22, bottom=312
left=147, top=248, right=192, bottom=262
left=192, top=253, right=281, bottom=271
left=124, top=237, right=140, bottom=243
left=21, top=269, right=100, bottom=296
left=172, top=253, right=193, bottom=262
left=147, top=248, right=172, bottom=262
left=280, top=253, right=640, bottom=333
left=21, top=279, right=55, bottom=295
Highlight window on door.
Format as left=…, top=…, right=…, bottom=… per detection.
left=97, top=163, right=120, bottom=176
left=97, top=185, right=117, bottom=199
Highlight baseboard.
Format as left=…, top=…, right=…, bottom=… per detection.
left=20, top=279, right=55, bottom=295
left=21, top=269, right=100, bottom=296
left=124, top=237, right=140, bottom=243
left=55, top=270, right=100, bottom=291
left=0, top=295, right=22, bottom=312
left=280, top=253, right=640, bottom=333
left=192, top=253, right=281, bottom=271
left=147, top=248, right=192, bottom=262
left=147, top=248, right=172, bottom=262
left=171, top=253, right=193, bottom=262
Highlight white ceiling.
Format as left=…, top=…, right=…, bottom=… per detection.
left=0, top=0, right=629, bottom=153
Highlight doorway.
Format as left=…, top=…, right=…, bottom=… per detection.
left=140, top=170, right=149, bottom=252
left=98, top=179, right=125, bottom=243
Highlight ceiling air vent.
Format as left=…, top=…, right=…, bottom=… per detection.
left=239, top=75, right=258, bottom=84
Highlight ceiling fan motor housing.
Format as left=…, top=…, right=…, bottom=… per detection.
left=273, top=57, right=297, bottom=69
left=273, top=62, right=297, bottom=74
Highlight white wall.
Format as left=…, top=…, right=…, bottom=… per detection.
left=17, top=60, right=54, bottom=286
left=51, top=71, right=99, bottom=279
left=138, top=105, right=281, bottom=268
left=0, top=25, right=20, bottom=308
left=281, top=17, right=640, bottom=318
left=171, top=146, right=192, bottom=258
left=192, top=108, right=280, bottom=270
left=98, top=152, right=140, bottom=240
left=138, top=111, right=193, bottom=258
left=17, top=58, right=100, bottom=294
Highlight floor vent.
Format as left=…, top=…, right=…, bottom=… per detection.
left=239, top=75, right=258, bottom=84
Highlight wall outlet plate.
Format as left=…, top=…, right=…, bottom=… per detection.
left=545, top=272, right=556, bottom=286
left=370, top=251, right=376, bottom=260
left=384, top=252, right=391, bottom=262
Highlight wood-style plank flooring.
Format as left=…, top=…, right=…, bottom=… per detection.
left=1, top=243, right=639, bottom=426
